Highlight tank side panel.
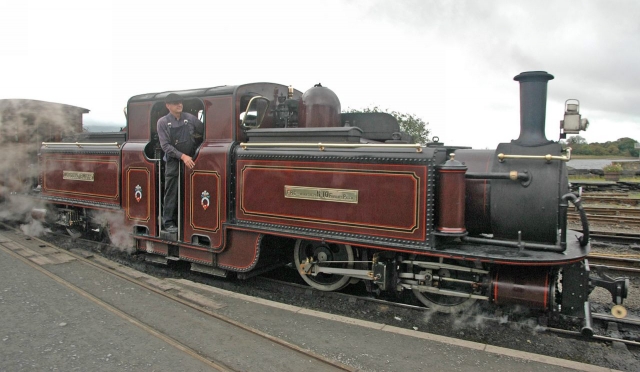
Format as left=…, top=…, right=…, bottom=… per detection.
left=40, top=148, right=121, bottom=208
left=236, top=157, right=430, bottom=245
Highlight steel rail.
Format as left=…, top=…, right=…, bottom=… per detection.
left=14, top=225, right=639, bottom=357
left=0, top=242, right=233, bottom=372
left=572, top=229, right=640, bottom=245
left=580, top=207, right=640, bottom=217
left=261, top=278, right=640, bottom=349
left=578, top=196, right=640, bottom=206
left=545, top=327, right=640, bottom=347
left=0, top=225, right=355, bottom=372
left=592, top=312, right=640, bottom=327
left=568, top=214, right=640, bottom=227
left=581, top=192, right=629, bottom=197
left=587, top=253, right=640, bottom=273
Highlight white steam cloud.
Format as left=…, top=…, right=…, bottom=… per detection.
left=0, top=99, right=87, bottom=237
left=0, top=99, right=87, bottom=195
left=90, top=210, right=136, bottom=253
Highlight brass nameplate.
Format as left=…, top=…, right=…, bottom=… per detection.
left=63, top=171, right=95, bottom=182
left=284, top=185, right=358, bottom=204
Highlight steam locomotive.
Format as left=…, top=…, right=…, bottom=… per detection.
left=35, top=71, right=629, bottom=325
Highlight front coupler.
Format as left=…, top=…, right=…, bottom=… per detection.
left=561, top=260, right=629, bottom=337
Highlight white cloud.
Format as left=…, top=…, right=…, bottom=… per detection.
left=1, top=0, right=638, bottom=148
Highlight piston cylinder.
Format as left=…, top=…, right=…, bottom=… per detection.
left=436, top=154, right=467, bottom=236
left=492, top=267, right=554, bottom=310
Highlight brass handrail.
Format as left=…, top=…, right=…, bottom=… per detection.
left=239, top=142, right=423, bottom=153
left=498, top=147, right=571, bottom=162
left=42, top=142, right=121, bottom=149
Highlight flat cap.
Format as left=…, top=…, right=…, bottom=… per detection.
left=165, top=93, right=183, bottom=104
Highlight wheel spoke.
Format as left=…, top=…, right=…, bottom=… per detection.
left=411, top=260, right=481, bottom=313
left=294, top=239, right=354, bottom=291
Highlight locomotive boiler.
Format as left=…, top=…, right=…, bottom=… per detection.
left=36, top=72, right=629, bottom=321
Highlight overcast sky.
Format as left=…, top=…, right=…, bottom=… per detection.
left=2, top=0, right=638, bottom=149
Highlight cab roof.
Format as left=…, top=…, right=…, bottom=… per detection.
left=127, top=85, right=236, bottom=104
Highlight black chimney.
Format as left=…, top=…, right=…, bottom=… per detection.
left=512, top=71, right=554, bottom=147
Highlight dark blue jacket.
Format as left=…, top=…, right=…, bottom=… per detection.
left=157, top=112, right=204, bottom=161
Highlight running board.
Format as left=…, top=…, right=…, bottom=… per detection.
left=191, top=263, right=227, bottom=278
left=237, top=263, right=285, bottom=279
left=145, top=254, right=168, bottom=265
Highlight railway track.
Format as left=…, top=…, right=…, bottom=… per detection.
left=568, top=202, right=640, bottom=243
left=588, top=253, right=640, bottom=273
left=581, top=192, right=631, bottom=197
left=570, top=214, right=640, bottom=227
left=5, top=221, right=640, bottom=370
left=0, top=224, right=354, bottom=372
left=257, top=276, right=640, bottom=346
left=569, top=206, right=640, bottom=228
left=13, top=224, right=640, bottom=350
left=581, top=206, right=640, bottom=217
left=588, top=231, right=640, bottom=246
left=579, top=195, right=640, bottom=206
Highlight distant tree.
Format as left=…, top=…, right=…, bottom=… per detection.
left=592, top=144, right=606, bottom=156
left=569, top=136, right=640, bottom=157
left=567, top=135, right=587, bottom=145
left=617, top=137, right=639, bottom=157
left=606, top=144, right=620, bottom=155
left=579, top=146, right=593, bottom=155
left=344, top=106, right=430, bottom=144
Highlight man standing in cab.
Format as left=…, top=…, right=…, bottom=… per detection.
left=157, top=93, right=204, bottom=233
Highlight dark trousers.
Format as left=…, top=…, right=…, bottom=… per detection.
left=162, top=158, right=180, bottom=227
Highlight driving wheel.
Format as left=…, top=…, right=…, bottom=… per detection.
left=412, top=260, right=481, bottom=313
left=293, top=239, right=354, bottom=291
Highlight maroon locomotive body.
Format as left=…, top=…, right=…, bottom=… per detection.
left=36, top=72, right=628, bottom=325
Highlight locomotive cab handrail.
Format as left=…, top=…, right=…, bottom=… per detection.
left=42, top=142, right=121, bottom=149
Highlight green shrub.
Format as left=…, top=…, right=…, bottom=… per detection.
left=602, top=163, right=623, bottom=172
